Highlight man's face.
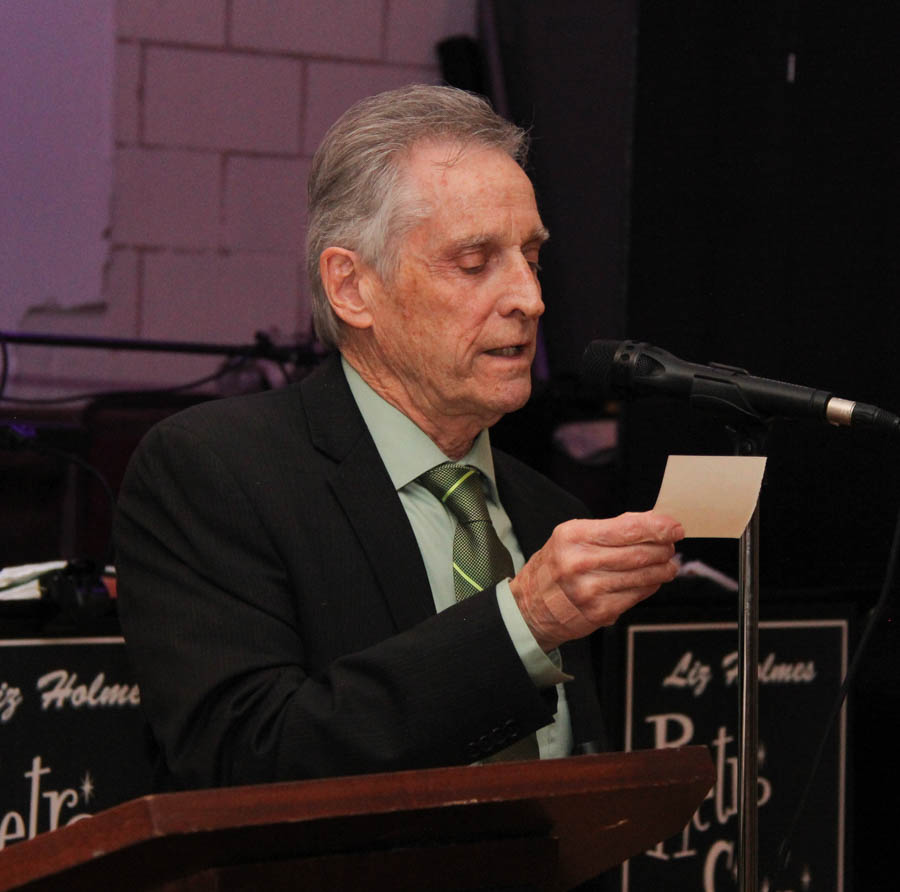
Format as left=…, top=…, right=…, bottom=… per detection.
left=360, top=141, right=547, bottom=444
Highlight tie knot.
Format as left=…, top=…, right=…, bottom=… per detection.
left=418, top=463, right=489, bottom=524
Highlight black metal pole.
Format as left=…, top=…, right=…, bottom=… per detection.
left=0, top=330, right=320, bottom=364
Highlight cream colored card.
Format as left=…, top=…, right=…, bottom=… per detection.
left=653, top=455, right=767, bottom=538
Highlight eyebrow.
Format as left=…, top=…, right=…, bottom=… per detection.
left=445, top=225, right=550, bottom=255
left=526, top=225, right=551, bottom=246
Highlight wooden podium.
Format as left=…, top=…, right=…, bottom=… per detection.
left=0, top=747, right=713, bottom=892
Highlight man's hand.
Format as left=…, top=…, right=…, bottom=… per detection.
left=508, top=511, right=684, bottom=652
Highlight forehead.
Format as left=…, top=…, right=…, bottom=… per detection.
left=401, top=140, right=543, bottom=243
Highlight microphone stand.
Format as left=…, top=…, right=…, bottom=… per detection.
left=739, top=503, right=760, bottom=892
left=729, top=419, right=769, bottom=892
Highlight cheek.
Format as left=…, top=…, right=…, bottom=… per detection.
left=390, top=270, right=485, bottom=362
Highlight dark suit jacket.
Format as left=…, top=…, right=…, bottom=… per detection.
left=114, top=354, right=605, bottom=790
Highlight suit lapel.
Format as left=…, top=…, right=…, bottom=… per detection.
left=493, top=456, right=553, bottom=559
left=301, top=355, right=436, bottom=631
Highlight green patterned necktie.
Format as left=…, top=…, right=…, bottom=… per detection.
left=418, top=462, right=515, bottom=601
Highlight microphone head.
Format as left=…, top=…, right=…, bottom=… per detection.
left=579, top=339, right=630, bottom=400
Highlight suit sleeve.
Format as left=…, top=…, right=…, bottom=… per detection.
left=114, top=417, right=558, bottom=789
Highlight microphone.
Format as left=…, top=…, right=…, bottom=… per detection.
left=581, top=339, right=900, bottom=434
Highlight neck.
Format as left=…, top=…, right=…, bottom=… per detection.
left=341, top=347, right=492, bottom=460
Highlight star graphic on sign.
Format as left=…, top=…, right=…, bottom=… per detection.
left=80, top=771, right=95, bottom=803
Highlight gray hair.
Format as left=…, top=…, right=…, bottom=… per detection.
left=306, top=84, right=528, bottom=348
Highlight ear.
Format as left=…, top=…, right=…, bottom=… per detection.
left=319, top=247, right=375, bottom=331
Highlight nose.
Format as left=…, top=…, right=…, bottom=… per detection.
left=499, top=253, right=545, bottom=320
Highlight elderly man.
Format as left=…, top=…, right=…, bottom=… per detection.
left=115, top=85, right=683, bottom=790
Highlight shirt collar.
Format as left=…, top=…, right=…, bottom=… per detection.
left=341, top=356, right=498, bottom=497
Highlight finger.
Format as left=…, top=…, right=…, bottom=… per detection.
left=590, top=559, right=681, bottom=593
left=580, top=584, right=664, bottom=627
left=650, top=511, right=685, bottom=539
left=570, top=511, right=685, bottom=548
left=577, top=541, right=676, bottom=573
left=566, top=557, right=681, bottom=604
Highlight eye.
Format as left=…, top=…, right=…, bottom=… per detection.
left=458, top=250, right=489, bottom=275
left=524, top=248, right=542, bottom=274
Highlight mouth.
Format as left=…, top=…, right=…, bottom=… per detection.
left=484, top=344, right=529, bottom=358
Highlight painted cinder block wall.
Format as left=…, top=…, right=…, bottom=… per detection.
left=14, top=0, right=476, bottom=395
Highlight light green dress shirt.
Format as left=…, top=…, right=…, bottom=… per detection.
left=343, top=358, right=573, bottom=759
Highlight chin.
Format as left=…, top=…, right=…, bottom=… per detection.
left=486, top=379, right=533, bottom=417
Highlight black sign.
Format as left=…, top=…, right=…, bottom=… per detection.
left=621, top=620, right=847, bottom=892
left=0, top=637, right=153, bottom=849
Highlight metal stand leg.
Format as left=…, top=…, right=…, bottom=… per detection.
left=738, top=502, right=760, bottom=892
